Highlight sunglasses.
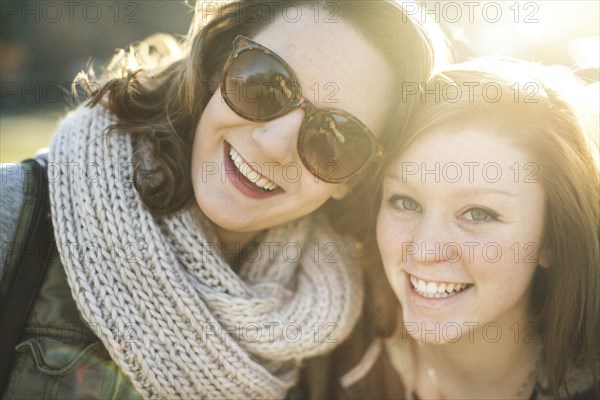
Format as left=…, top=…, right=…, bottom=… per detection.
left=220, top=35, right=384, bottom=183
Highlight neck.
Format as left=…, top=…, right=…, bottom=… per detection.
left=412, top=313, right=541, bottom=399
left=214, top=226, right=261, bottom=272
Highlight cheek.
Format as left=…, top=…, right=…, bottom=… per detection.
left=190, top=126, right=204, bottom=181
left=190, top=95, right=240, bottom=178
left=376, top=214, right=404, bottom=266
left=190, top=118, right=215, bottom=182
left=376, top=217, right=410, bottom=302
left=468, top=248, right=539, bottom=310
left=376, top=214, right=391, bottom=260
left=191, top=110, right=212, bottom=162
left=195, top=98, right=220, bottom=140
left=380, top=255, right=408, bottom=310
left=194, top=89, right=241, bottom=141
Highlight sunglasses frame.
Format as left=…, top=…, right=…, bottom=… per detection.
left=219, top=35, right=384, bottom=183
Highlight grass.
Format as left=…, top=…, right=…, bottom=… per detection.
left=0, top=111, right=64, bottom=163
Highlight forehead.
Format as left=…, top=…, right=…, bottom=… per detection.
left=251, top=16, right=394, bottom=134
left=387, top=128, right=542, bottom=190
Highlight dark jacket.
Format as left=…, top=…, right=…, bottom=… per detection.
left=1, top=160, right=141, bottom=399
left=0, top=160, right=322, bottom=399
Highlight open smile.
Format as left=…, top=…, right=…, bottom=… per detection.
left=223, top=142, right=283, bottom=199
left=408, top=273, right=474, bottom=299
left=229, top=146, right=278, bottom=191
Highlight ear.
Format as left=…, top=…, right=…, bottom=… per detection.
left=331, top=183, right=352, bottom=200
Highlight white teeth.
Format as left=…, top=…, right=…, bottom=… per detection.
left=426, top=282, right=437, bottom=294
left=248, top=170, right=259, bottom=182
left=257, top=177, right=269, bottom=187
left=409, top=274, right=471, bottom=298
left=229, top=146, right=279, bottom=191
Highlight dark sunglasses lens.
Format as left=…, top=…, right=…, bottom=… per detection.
left=224, top=50, right=299, bottom=119
left=300, top=113, right=373, bottom=181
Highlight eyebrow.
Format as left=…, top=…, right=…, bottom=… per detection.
left=384, top=173, right=519, bottom=197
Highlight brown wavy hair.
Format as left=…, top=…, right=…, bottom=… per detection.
left=79, top=0, right=437, bottom=225
left=367, top=59, right=599, bottom=398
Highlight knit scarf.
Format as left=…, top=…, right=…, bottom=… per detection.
left=48, top=105, right=363, bottom=399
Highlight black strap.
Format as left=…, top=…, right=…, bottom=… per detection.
left=0, top=157, right=52, bottom=395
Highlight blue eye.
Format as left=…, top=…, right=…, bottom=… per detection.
left=388, top=195, right=422, bottom=213
left=462, top=207, right=499, bottom=222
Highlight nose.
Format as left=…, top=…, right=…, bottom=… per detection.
left=410, top=215, right=459, bottom=265
left=251, top=109, right=305, bottom=165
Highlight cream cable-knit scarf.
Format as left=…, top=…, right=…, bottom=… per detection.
left=48, top=105, right=363, bottom=399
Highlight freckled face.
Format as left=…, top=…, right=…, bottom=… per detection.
left=191, top=16, right=394, bottom=239
left=377, top=129, right=547, bottom=344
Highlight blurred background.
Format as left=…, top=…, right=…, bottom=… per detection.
left=1, top=0, right=598, bottom=162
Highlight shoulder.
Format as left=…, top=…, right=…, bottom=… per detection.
left=570, top=386, right=600, bottom=399
left=48, top=103, right=119, bottom=153
left=0, top=162, right=26, bottom=277
left=327, top=310, right=410, bottom=400
left=536, top=361, right=599, bottom=400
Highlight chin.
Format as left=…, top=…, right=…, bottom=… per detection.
left=401, top=312, right=467, bottom=345
left=194, top=194, right=234, bottom=228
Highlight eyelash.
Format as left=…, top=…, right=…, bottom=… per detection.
left=460, top=207, right=500, bottom=223
left=386, top=195, right=501, bottom=223
left=387, top=195, right=421, bottom=213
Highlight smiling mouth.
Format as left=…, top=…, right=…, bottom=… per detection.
left=409, top=274, right=473, bottom=298
left=227, top=145, right=280, bottom=192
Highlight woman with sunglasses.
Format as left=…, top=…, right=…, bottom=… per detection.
left=0, top=1, right=435, bottom=399
left=330, top=60, right=599, bottom=399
